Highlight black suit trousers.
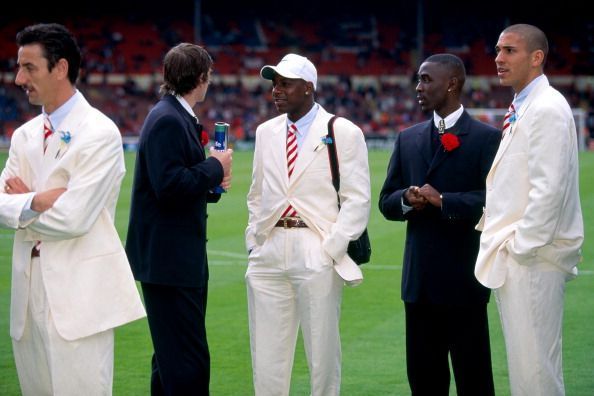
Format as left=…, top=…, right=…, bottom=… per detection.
left=404, top=301, right=495, bottom=396
left=141, top=283, right=210, bottom=396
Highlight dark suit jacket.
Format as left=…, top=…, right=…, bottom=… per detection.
left=379, top=111, right=500, bottom=304
left=126, top=95, right=224, bottom=288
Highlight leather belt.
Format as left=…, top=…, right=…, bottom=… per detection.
left=31, top=247, right=40, bottom=257
left=275, top=217, right=308, bottom=229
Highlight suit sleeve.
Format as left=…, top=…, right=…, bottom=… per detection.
left=0, top=130, right=36, bottom=229
left=207, top=191, right=221, bottom=203
left=245, top=125, right=264, bottom=252
left=378, top=132, right=408, bottom=221
left=508, top=99, right=576, bottom=261
left=322, top=120, right=371, bottom=261
left=440, top=128, right=500, bottom=221
left=144, top=114, right=223, bottom=204
left=25, top=126, right=125, bottom=239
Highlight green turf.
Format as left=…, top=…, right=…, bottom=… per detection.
left=0, top=150, right=593, bottom=395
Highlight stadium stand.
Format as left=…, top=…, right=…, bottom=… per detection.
left=1, top=6, right=593, bottom=149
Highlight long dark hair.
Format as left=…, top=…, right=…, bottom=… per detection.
left=160, top=43, right=213, bottom=97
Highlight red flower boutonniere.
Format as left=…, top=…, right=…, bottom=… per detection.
left=440, top=132, right=460, bottom=152
left=200, top=130, right=209, bottom=146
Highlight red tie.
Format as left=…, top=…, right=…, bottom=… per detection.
left=501, top=103, right=516, bottom=138
left=32, top=114, right=54, bottom=255
left=43, top=114, right=53, bottom=153
left=281, top=124, right=298, bottom=218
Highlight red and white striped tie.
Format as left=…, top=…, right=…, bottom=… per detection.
left=281, top=124, right=298, bottom=218
left=31, top=114, right=55, bottom=256
left=43, top=114, right=53, bottom=153
left=501, top=103, right=516, bottom=138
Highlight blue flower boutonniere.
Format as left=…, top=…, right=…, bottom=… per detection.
left=55, top=131, right=71, bottom=158
left=314, top=135, right=333, bottom=152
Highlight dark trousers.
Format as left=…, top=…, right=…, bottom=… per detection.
left=141, top=283, right=210, bottom=396
left=404, top=301, right=495, bottom=396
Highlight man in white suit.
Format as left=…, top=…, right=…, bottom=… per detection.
left=0, top=23, right=145, bottom=395
left=475, top=24, right=583, bottom=396
left=245, top=53, right=370, bottom=396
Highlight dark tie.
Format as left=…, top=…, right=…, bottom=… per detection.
left=281, top=124, right=298, bottom=218
left=431, top=119, right=445, bottom=154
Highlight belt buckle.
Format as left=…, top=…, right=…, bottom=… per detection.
left=281, top=216, right=300, bottom=228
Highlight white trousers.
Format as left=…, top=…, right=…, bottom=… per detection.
left=246, top=227, right=343, bottom=396
left=495, top=258, right=568, bottom=396
left=12, top=257, right=114, bottom=396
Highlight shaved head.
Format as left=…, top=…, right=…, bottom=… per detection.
left=502, top=24, right=548, bottom=66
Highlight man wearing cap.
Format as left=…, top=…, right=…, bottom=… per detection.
left=245, top=53, right=371, bottom=395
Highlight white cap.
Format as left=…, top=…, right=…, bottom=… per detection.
left=260, top=53, right=317, bottom=90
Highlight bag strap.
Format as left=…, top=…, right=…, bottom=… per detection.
left=326, top=115, right=341, bottom=207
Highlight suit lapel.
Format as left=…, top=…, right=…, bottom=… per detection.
left=24, top=117, right=44, bottom=188
left=415, top=121, right=433, bottom=168
left=490, top=78, right=549, bottom=172
left=426, top=111, right=471, bottom=176
left=428, top=144, right=448, bottom=175
left=187, top=117, right=205, bottom=160
left=41, top=98, right=89, bottom=174
left=290, top=112, right=328, bottom=182
left=490, top=124, right=514, bottom=171
left=163, top=95, right=204, bottom=157
left=36, top=98, right=92, bottom=187
left=269, top=116, right=290, bottom=186
left=185, top=114, right=202, bottom=151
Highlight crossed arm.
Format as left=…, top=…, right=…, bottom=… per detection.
left=4, top=176, right=66, bottom=212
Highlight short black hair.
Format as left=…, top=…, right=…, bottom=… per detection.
left=424, top=53, right=466, bottom=89
left=16, top=23, right=81, bottom=85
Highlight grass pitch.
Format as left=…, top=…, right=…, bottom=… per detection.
left=0, top=150, right=593, bottom=395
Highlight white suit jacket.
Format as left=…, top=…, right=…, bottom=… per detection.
left=475, top=76, right=584, bottom=289
left=0, top=94, right=145, bottom=341
left=246, top=105, right=371, bottom=282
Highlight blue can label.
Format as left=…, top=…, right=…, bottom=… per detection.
left=214, top=122, right=228, bottom=151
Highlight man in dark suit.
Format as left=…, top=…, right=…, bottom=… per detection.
left=126, top=43, right=232, bottom=395
left=378, top=53, right=500, bottom=396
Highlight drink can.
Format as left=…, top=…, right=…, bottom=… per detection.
left=213, top=122, right=229, bottom=194
left=214, top=122, right=229, bottom=151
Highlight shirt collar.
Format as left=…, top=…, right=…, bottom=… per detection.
left=513, top=74, right=546, bottom=112
left=433, top=104, right=464, bottom=130
left=287, top=103, right=319, bottom=135
left=175, top=95, right=198, bottom=121
left=43, top=89, right=81, bottom=130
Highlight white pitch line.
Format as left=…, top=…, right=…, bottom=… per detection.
left=208, top=250, right=402, bottom=270
left=209, top=250, right=248, bottom=259
left=209, top=260, right=246, bottom=266
left=207, top=250, right=594, bottom=275
left=0, top=246, right=589, bottom=275
left=362, top=264, right=402, bottom=270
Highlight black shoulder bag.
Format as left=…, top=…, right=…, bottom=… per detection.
left=326, top=116, right=371, bottom=265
